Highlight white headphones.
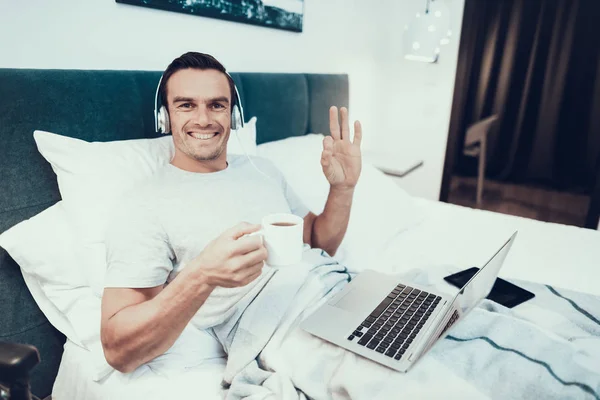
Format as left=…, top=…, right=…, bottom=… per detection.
left=154, top=71, right=245, bottom=134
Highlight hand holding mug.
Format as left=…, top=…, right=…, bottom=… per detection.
left=193, top=222, right=267, bottom=288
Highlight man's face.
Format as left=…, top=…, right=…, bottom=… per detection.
left=166, top=68, right=232, bottom=165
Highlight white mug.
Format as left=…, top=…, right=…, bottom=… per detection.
left=251, top=213, right=304, bottom=267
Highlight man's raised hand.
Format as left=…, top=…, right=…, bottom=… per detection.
left=321, top=106, right=363, bottom=190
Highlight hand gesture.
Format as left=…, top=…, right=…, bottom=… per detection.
left=193, top=222, right=267, bottom=288
left=321, top=106, right=363, bottom=190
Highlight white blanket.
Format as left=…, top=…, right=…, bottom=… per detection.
left=212, top=250, right=600, bottom=400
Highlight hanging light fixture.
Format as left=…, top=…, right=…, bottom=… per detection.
left=403, top=0, right=451, bottom=63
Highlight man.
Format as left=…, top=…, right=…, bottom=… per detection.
left=100, top=52, right=363, bottom=374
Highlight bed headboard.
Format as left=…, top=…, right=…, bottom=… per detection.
left=0, top=68, right=348, bottom=397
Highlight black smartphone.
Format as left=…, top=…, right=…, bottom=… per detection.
left=443, top=267, right=535, bottom=308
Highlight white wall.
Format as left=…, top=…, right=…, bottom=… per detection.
left=373, top=0, right=465, bottom=200
left=0, top=0, right=464, bottom=200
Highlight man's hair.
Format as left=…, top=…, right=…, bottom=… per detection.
left=158, top=52, right=236, bottom=109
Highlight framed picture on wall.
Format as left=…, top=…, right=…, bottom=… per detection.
left=116, top=0, right=304, bottom=32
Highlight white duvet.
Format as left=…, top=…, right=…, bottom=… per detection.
left=377, top=198, right=600, bottom=297
left=52, top=199, right=600, bottom=399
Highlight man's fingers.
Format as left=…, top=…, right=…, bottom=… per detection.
left=329, top=106, right=340, bottom=140
left=321, top=150, right=332, bottom=168
left=228, top=222, right=262, bottom=240
left=353, top=120, right=363, bottom=147
left=237, top=246, right=268, bottom=269
left=233, top=235, right=264, bottom=255
left=323, top=135, right=334, bottom=151
left=237, top=261, right=264, bottom=286
left=240, top=265, right=264, bottom=286
left=340, top=107, right=349, bottom=141
left=322, top=136, right=334, bottom=168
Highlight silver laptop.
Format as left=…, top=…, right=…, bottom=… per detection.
left=300, top=231, right=517, bottom=373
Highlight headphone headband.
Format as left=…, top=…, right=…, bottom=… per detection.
left=154, top=70, right=244, bottom=134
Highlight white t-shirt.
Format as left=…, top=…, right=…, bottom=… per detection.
left=104, top=154, right=309, bottom=368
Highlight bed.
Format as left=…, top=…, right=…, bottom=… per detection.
left=1, top=68, right=599, bottom=400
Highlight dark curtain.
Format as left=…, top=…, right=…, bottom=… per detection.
left=449, top=0, right=600, bottom=193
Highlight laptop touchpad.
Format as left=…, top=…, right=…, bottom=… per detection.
left=333, top=288, right=364, bottom=312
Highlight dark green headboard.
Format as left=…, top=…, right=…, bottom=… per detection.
left=0, top=68, right=348, bottom=397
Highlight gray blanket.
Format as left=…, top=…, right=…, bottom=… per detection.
left=212, top=251, right=600, bottom=400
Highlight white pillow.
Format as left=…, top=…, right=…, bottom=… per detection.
left=0, top=202, right=115, bottom=378
left=0, top=202, right=100, bottom=348
left=256, top=134, right=424, bottom=272
left=33, top=118, right=258, bottom=295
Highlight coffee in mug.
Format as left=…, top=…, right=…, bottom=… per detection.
left=270, top=222, right=297, bottom=227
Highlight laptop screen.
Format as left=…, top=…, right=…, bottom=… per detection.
left=453, top=232, right=517, bottom=316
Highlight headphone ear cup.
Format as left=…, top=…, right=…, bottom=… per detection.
left=231, top=105, right=242, bottom=131
left=158, top=106, right=170, bottom=134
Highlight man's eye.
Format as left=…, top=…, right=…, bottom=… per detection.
left=179, top=103, right=192, bottom=109
left=211, top=103, right=225, bottom=110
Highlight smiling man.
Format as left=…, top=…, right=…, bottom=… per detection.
left=166, top=68, right=233, bottom=171
left=100, top=52, right=363, bottom=375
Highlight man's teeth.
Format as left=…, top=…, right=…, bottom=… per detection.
left=189, top=132, right=217, bottom=140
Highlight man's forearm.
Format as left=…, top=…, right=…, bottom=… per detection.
left=102, top=267, right=215, bottom=373
left=312, top=186, right=354, bottom=256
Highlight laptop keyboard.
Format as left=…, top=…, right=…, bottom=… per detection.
left=347, top=284, right=441, bottom=361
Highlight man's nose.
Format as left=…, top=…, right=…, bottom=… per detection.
left=191, top=107, right=211, bottom=127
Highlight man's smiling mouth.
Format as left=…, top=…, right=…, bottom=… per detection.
left=188, top=132, right=218, bottom=140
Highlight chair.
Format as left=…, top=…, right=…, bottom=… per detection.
left=0, top=341, right=43, bottom=400
left=462, top=115, right=498, bottom=206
